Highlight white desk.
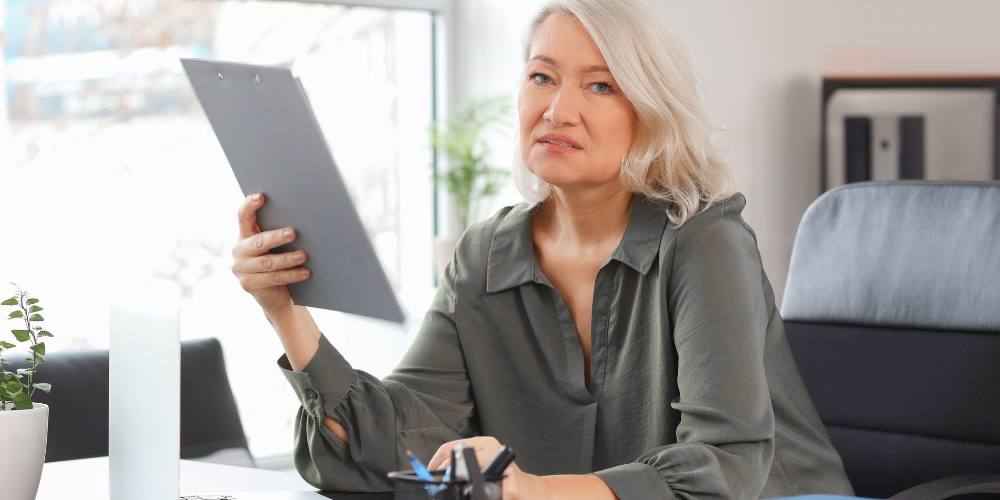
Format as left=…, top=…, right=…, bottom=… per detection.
left=37, top=457, right=390, bottom=500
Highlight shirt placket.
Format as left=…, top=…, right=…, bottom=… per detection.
left=548, top=260, right=618, bottom=402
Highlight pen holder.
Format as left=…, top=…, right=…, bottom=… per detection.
left=388, top=469, right=504, bottom=500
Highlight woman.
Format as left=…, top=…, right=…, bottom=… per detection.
left=231, top=1, right=855, bottom=499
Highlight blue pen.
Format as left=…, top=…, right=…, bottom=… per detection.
left=407, top=450, right=438, bottom=495
left=425, top=452, right=453, bottom=496
left=407, top=450, right=434, bottom=481
left=434, top=462, right=451, bottom=495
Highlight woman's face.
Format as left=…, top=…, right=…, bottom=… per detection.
left=519, top=14, right=637, bottom=191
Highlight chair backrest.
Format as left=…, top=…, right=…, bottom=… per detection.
left=781, top=181, right=1000, bottom=499
left=11, top=338, right=249, bottom=464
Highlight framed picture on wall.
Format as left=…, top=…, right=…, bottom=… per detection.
left=821, top=77, right=1000, bottom=191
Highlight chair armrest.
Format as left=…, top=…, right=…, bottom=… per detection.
left=889, top=474, right=1000, bottom=500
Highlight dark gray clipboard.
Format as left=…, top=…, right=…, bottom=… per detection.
left=182, top=58, right=405, bottom=323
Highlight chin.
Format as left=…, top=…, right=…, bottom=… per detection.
left=527, top=158, right=620, bottom=189
left=526, top=161, right=580, bottom=186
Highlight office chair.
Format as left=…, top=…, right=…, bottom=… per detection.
left=7, top=338, right=252, bottom=466
left=781, top=181, right=1000, bottom=500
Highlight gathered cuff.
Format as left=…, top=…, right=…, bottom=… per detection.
left=278, top=333, right=356, bottom=419
left=594, top=462, right=676, bottom=500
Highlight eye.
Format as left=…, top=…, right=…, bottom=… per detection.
left=530, top=73, right=553, bottom=84
left=589, top=82, right=612, bottom=93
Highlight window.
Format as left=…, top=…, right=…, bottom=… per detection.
left=1, top=0, right=435, bottom=459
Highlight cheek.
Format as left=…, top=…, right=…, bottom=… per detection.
left=517, top=92, right=545, bottom=165
left=518, top=95, right=543, bottom=130
left=587, top=106, right=636, bottom=179
left=604, top=106, right=637, bottom=153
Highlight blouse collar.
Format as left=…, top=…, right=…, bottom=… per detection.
left=486, top=194, right=670, bottom=293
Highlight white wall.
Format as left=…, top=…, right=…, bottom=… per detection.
left=448, top=0, right=1000, bottom=305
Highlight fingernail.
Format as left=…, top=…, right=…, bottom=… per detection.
left=283, top=229, right=293, bottom=238
left=252, top=194, right=261, bottom=202
left=296, top=252, right=306, bottom=261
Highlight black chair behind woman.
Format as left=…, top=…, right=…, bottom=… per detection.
left=8, top=338, right=251, bottom=466
left=782, top=181, right=1000, bottom=500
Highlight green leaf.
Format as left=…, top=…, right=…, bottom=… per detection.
left=32, top=383, right=51, bottom=393
left=28, top=314, right=43, bottom=322
left=8, top=311, right=23, bottom=319
left=0, top=341, right=15, bottom=349
left=22, top=358, right=33, bottom=364
left=5, top=379, right=22, bottom=393
left=25, top=299, right=38, bottom=305
left=30, top=343, right=45, bottom=356
left=0, top=298, right=16, bottom=306
left=13, top=392, right=32, bottom=410
left=11, top=330, right=30, bottom=342
left=37, top=331, right=53, bottom=338
left=28, top=305, right=42, bottom=313
left=34, top=354, right=45, bottom=363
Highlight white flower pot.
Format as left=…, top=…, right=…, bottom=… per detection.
left=0, top=403, right=49, bottom=500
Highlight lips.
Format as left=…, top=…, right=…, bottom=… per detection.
left=537, top=133, right=582, bottom=149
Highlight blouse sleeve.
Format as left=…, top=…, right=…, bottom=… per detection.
left=594, top=199, right=775, bottom=500
left=278, top=258, right=478, bottom=492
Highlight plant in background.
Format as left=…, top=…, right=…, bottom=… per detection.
left=430, top=95, right=514, bottom=231
left=1, top=284, right=54, bottom=410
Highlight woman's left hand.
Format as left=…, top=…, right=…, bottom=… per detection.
left=427, top=436, right=548, bottom=500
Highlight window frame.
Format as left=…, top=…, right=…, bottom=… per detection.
left=280, top=0, right=452, bottom=244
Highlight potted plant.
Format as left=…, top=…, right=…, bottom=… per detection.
left=429, top=95, right=513, bottom=281
left=1, top=283, right=55, bottom=500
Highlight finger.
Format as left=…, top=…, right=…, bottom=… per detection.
left=428, top=446, right=454, bottom=471
left=238, top=268, right=310, bottom=292
left=428, top=441, right=463, bottom=470
left=233, top=251, right=306, bottom=275
left=234, top=227, right=296, bottom=258
left=501, top=462, right=523, bottom=499
left=238, top=194, right=265, bottom=240
left=470, top=436, right=499, bottom=451
left=464, top=437, right=498, bottom=457
left=473, top=448, right=497, bottom=471
left=428, top=436, right=498, bottom=470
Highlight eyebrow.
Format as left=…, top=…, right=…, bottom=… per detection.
left=529, top=55, right=611, bottom=75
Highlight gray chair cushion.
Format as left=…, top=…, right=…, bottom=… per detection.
left=782, top=181, right=1000, bottom=331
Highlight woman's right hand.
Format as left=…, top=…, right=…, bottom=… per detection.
left=232, top=193, right=311, bottom=316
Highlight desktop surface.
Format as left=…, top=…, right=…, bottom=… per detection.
left=37, top=456, right=392, bottom=500
left=38, top=457, right=862, bottom=500
left=319, top=492, right=393, bottom=500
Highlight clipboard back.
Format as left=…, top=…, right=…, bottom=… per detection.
left=182, top=58, right=404, bottom=323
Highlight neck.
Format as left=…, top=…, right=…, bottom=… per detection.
left=535, top=182, right=634, bottom=248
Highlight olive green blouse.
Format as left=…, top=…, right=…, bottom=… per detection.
left=279, top=193, right=855, bottom=500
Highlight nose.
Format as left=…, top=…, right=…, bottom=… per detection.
left=543, top=79, right=582, bottom=128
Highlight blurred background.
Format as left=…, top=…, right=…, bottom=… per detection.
left=1, top=0, right=998, bottom=469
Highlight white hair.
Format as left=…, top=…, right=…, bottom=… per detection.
left=513, top=0, right=737, bottom=227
